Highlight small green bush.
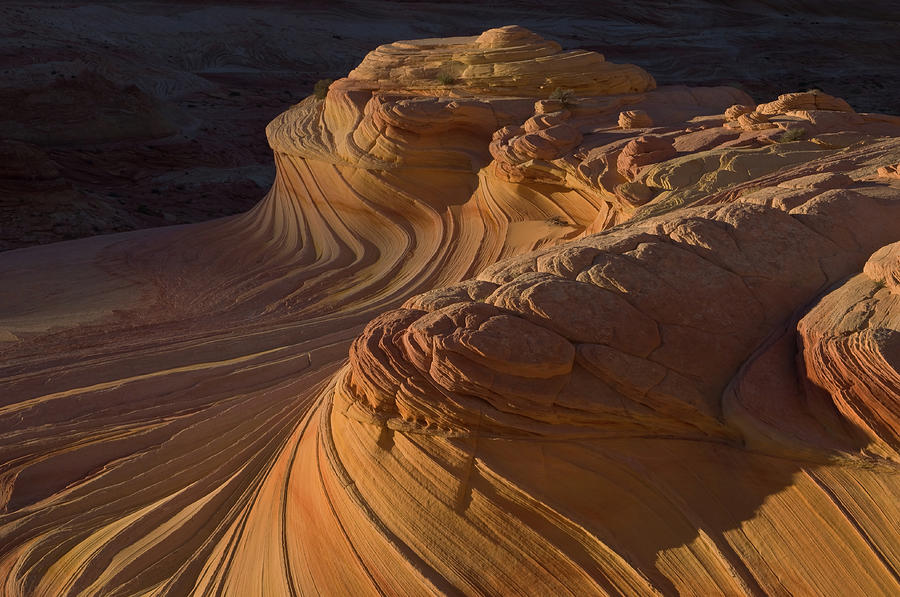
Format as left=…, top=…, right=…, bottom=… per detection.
left=313, top=79, right=333, bottom=100
left=437, top=72, right=456, bottom=85
left=550, top=87, right=575, bottom=105
left=777, top=127, right=806, bottom=143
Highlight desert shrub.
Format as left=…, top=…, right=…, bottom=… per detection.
left=313, top=79, right=333, bottom=100
left=550, top=87, right=575, bottom=105
left=437, top=72, right=456, bottom=85
left=777, top=127, right=806, bottom=143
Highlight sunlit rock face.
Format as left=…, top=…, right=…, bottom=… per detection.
left=347, top=25, right=656, bottom=97
left=1, top=26, right=900, bottom=596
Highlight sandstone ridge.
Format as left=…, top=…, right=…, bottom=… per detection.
left=1, top=27, right=899, bottom=596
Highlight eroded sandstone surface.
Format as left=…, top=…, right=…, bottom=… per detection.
left=1, top=26, right=899, bottom=596
left=3, top=0, right=898, bottom=251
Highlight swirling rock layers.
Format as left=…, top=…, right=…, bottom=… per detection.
left=1, top=26, right=900, bottom=597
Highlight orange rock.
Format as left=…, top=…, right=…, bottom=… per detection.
left=878, top=162, right=900, bottom=179
left=863, top=242, right=900, bottom=294
left=724, top=103, right=755, bottom=121
left=734, top=110, right=776, bottom=130
left=776, top=171, right=853, bottom=190
left=796, top=244, right=900, bottom=456
left=347, top=24, right=656, bottom=97
left=616, top=135, right=677, bottom=180
left=511, top=123, right=583, bottom=160
left=614, top=180, right=655, bottom=206
left=2, top=25, right=900, bottom=597
left=617, top=109, right=653, bottom=129
left=755, top=90, right=854, bottom=115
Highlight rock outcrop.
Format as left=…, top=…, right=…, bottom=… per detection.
left=1, top=26, right=899, bottom=596
left=346, top=25, right=655, bottom=97
left=617, top=108, right=654, bottom=129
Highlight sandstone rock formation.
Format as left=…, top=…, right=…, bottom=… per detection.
left=1, top=26, right=899, bottom=596
left=879, top=163, right=900, bottom=179
left=617, top=109, right=653, bottom=129
left=6, top=1, right=899, bottom=251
